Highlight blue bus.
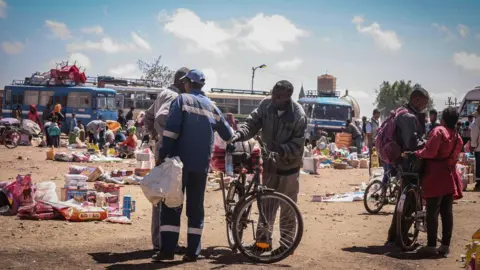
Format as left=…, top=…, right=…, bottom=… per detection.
left=2, top=80, right=118, bottom=132
left=298, top=90, right=352, bottom=142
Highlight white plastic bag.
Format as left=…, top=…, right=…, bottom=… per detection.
left=35, top=182, right=58, bottom=202
left=140, top=156, right=184, bottom=208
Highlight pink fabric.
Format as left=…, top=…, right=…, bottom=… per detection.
left=415, top=126, right=463, bottom=199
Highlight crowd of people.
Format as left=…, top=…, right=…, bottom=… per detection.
left=6, top=69, right=476, bottom=262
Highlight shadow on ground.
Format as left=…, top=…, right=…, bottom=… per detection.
left=342, top=245, right=445, bottom=261
left=89, top=246, right=292, bottom=269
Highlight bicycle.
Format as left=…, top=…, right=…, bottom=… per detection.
left=0, top=124, right=20, bottom=149
left=218, top=136, right=304, bottom=264
left=363, top=169, right=400, bottom=214
left=395, top=152, right=442, bottom=251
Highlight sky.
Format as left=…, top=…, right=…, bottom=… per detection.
left=0, top=0, right=479, bottom=116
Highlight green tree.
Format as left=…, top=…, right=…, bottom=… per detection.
left=137, top=55, right=175, bottom=87
left=374, top=80, right=434, bottom=117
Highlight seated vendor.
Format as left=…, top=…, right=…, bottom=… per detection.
left=105, top=128, right=115, bottom=148
left=117, top=126, right=138, bottom=158
left=68, top=127, right=80, bottom=145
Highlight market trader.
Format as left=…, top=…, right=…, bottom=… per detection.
left=154, top=69, right=233, bottom=262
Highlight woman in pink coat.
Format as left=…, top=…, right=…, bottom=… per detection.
left=414, top=107, right=463, bottom=257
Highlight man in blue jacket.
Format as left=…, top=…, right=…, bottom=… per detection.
left=153, top=69, right=233, bottom=262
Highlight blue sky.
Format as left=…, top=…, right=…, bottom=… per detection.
left=0, top=0, right=479, bottom=115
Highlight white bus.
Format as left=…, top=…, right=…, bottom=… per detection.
left=458, top=85, right=480, bottom=120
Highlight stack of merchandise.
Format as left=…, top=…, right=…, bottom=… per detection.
left=64, top=174, right=88, bottom=189
left=335, top=133, right=352, bottom=149
left=17, top=201, right=62, bottom=220
left=61, top=174, right=89, bottom=201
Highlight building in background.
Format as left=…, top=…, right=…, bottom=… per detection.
left=317, top=74, right=337, bottom=93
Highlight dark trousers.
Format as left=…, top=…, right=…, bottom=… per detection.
left=160, top=169, right=207, bottom=257
left=426, top=194, right=454, bottom=247
left=475, top=152, right=480, bottom=185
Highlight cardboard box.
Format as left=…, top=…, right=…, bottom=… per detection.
left=60, top=188, right=88, bottom=202
left=87, top=166, right=105, bottom=182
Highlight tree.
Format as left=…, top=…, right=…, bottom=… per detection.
left=137, top=55, right=175, bottom=87
left=374, top=80, right=435, bottom=117
left=298, top=84, right=305, bottom=99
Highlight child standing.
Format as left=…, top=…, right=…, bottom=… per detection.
left=47, top=117, right=61, bottom=147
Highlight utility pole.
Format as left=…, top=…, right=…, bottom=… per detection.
left=251, top=64, right=267, bottom=92
left=445, top=97, right=459, bottom=107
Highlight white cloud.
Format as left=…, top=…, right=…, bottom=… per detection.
left=108, top=64, right=142, bottom=78
left=45, top=20, right=72, bottom=40
left=160, top=9, right=308, bottom=56
left=432, top=23, right=455, bottom=39
left=353, top=16, right=401, bottom=51
left=67, top=32, right=150, bottom=54
left=453, top=52, right=480, bottom=72
left=0, top=0, right=7, bottom=19
left=201, top=68, right=218, bottom=92
left=81, top=26, right=104, bottom=35
left=276, top=57, right=303, bottom=70
left=238, top=13, right=309, bottom=53
left=1, top=41, right=24, bottom=54
left=351, top=15, right=364, bottom=24
left=457, top=24, right=469, bottom=38
left=68, top=53, right=91, bottom=70
left=162, top=8, right=236, bottom=56
left=322, top=37, right=331, bottom=42
left=131, top=32, right=151, bottom=50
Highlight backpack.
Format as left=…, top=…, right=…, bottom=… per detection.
left=374, top=108, right=409, bottom=164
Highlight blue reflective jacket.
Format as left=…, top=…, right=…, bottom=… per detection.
left=159, top=89, right=233, bottom=173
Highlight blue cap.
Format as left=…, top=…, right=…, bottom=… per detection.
left=181, top=69, right=205, bottom=86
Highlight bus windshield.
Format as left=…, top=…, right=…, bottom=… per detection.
left=461, top=100, right=480, bottom=117
left=313, top=104, right=350, bottom=120
left=97, top=96, right=116, bottom=110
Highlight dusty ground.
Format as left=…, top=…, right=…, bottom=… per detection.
left=0, top=146, right=478, bottom=270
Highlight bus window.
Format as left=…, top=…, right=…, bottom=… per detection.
left=106, top=96, right=116, bottom=110
left=67, top=92, right=91, bottom=108
left=5, top=90, right=11, bottom=106
left=97, top=96, right=107, bottom=109
left=39, top=91, right=54, bottom=106
left=12, top=94, right=23, bottom=105
left=24, top=90, right=39, bottom=105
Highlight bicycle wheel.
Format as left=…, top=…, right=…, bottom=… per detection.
left=4, top=130, right=20, bottom=149
left=396, top=185, right=421, bottom=251
left=226, top=182, right=242, bottom=252
left=232, top=192, right=303, bottom=264
left=363, top=180, right=386, bottom=214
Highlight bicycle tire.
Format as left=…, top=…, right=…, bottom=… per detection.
left=363, top=180, right=386, bottom=214
left=226, top=183, right=241, bottom=252
left=4, top=130, right=20, bottom=149
left=396, top=185, right=420, bottom=251
left=232, top=191, right=304, bottom=264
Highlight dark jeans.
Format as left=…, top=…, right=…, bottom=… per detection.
left=426, top=194, right=454, bottom=247
left=382, top=164, right=397, bottom=184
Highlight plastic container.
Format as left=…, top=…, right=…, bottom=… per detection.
left=122, top=195, right=132, bottom=219
left=225, top=152, right=233, bottom=176
left=46, top=146, right=55, bottom=160
left=371, top=147, right=380, bottom=168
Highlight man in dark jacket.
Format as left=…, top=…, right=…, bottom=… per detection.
left=345, top=119, right=363, bottom=154
left=155, top=69, right=233, bottom=262
left=126, top=107, right=134, bottom=122
left=386, top=86, right=429, bottom=246
left=231, top=80, right=307, bottom=253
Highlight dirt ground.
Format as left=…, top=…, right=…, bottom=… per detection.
left=0, top=146, right=478, bottom=270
